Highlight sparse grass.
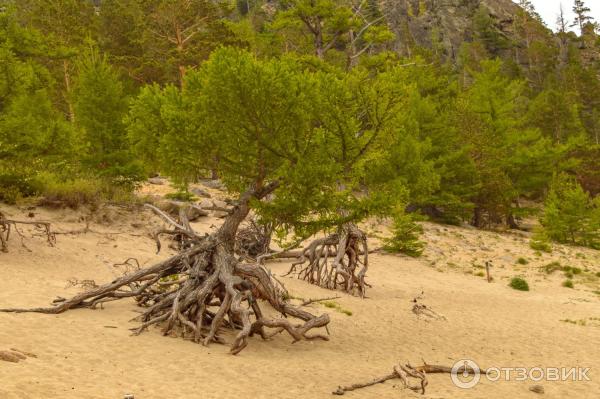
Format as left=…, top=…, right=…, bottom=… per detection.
left=509, top=277, right=530, bottom=291
left=475, top=271, right=485, bottom=277
left=321, top=301, right=353, bottom=316
left=596, top=272, right=600, bottom=278
left=560, top=318, right=587, bottom=326
left=563, top=266, right=582, bottom=275
left=542, top=261, right=562, bottom=274
left=516, top=257, right=529, bottom=265
left=164, top=191, right=197, bottom=202
left=530, top=238, right=552, bottom=253
left=562, top=279, right=574, bottom=289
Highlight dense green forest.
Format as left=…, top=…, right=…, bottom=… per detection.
left=0, top=0, right=599, bottom=250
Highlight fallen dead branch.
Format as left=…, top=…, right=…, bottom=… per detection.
left=333, top=361, right=485, bottom=395
left=0, top=212, right=55, bottom=252
left=411, top=292, right=446, bottom=321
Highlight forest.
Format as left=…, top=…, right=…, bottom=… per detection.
left=1, top=0, right=599, bottom=250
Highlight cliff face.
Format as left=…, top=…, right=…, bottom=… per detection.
left=378, top=0, right=523, bottom=58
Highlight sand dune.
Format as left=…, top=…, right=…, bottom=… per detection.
left=1, top=196, right=599, bottom=398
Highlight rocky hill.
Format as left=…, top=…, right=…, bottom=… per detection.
left=380, top=0, right=524, bottom=58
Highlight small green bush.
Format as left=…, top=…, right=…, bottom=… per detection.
left=562, top=279, right=574, bottom=288
left=0, top=169, right=37, bottom=204
left=383, top=212, right=425, bottom=257
left=517, top=257, right=529, bottom=265
left=542, top=261, right=562, bottom=274
left=564, top=271, right=574, bottom=279
left=539, top=174, right=600, bottom=250
left=509, top=277, right=530, bottom=291
left=596, top=272, right=600, bottom=278
left=529, top=229, right=552, bottom=253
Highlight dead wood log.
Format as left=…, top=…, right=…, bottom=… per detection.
left=0, top=182, right=330, bottom=355
left=285, top=223, right=369, bottom=297
left=333, top=361, right=486, bottom=395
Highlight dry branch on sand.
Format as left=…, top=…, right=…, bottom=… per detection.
left=0, top=212, right=55, bottom=252
left=285, top=224, right=370, bottom=297
left=333, top=361, right=486, bottom=395
left=0, top=184, right=330, bottom=355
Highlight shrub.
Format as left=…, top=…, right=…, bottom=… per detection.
left=539, top=174, right=600, bottom=249
left=33, top=174, right=103, bottom=208
left=32, top=172, right=137, bottom=209
left=564, top=271, right=574, bottom=279
left=383, top=212, right=425, bottom=257
left=509, top=277, right=529, bottom=291
left=562, top=279, right=574, bottom=288
left=542, top=261, right=562, bottom=274
left=0, top=169, right=37, bottom=204
left=529, top=229, right=552, bottom=253
left=517, top=257, right=529, bottom=265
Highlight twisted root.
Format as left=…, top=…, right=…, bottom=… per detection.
left=286, top=224, right=369, bottom=297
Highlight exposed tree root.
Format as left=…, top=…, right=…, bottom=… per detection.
left=235, top=218, right=273, bottom=260
left=285, top=224, right=369, bottom=297
left=333, top=361, right=485, bottom=395
left=0, top=212, right=55, bottom=253
left=0, top=184, right=330, bottom=355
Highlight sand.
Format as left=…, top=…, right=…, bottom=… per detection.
left=1, top=187, right=599, bottom=399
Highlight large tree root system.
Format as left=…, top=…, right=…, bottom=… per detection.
left=285, top=224, right=369, bottom=297
left=0, top=184, right=330, bottom=355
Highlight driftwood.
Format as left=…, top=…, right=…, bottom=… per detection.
left=285, top=224, right=369, bottom=297
left=333, top=361, right=486, bottom=395
left=0, top=183, right=330, bottom=355
left=0, top=212, right=55, bottom=252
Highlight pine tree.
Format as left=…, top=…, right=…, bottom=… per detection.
left=73, top=43, right=141, bottom=183
left=541, top=173, right=600, bottom=248
left=572, top=0, right=593, bottom=33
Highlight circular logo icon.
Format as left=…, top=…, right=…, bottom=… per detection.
left=451, top=359, right=481, bottom=389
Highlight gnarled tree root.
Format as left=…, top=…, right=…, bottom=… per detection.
left=333, top=362, right=486, bottom=395
left=285, top=224, right=369, bottom=297
left=0, top=185, right=330, bottom=355
left=235, top=218, right=273, bottom=260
